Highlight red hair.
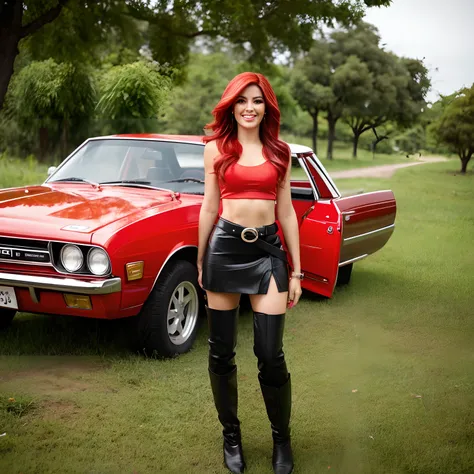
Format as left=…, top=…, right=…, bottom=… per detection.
left=203, top=72, right=290, bottom=185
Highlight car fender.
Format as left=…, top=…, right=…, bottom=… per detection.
left=96, top=203, right=200, bottom=311
left=148, top=243, right=198, bottom=298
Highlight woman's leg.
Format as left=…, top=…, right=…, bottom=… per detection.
left=206, top=290, right=246, bottom=474
left=206, top=291, right=241, bottom=312
left=249, top=277, right=294, bottom=474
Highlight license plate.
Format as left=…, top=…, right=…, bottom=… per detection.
left=0, top=286, right=18, bottom=310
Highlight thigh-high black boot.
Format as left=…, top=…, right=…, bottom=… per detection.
left=253, top=311, right=293, bottom=474
left=207, top=305, right=246, bottom=474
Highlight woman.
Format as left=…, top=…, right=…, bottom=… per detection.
left=197, top=72, right=302, bottom=474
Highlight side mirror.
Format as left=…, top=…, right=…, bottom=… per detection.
left=47, top=166, right=57, bottom=176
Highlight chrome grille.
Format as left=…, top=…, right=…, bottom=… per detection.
left=0, top=236, right=51, bottom=265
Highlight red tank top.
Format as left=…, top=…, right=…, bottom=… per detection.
left=219, top=160, right=278, bottom=200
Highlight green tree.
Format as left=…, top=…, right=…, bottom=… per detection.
left=419, top=93, right=456, bottom=154
left=394, top=125, right=425, bottom=156
left=333, top=23, right=430, bottom=158
left=325, top=55, right=372, bottom=160
left=290, top=41, right=332, bottom=154
left=129, top=0, right=391, bottom=66
left=1, top=1, right=89, bottom=111
left=1, top=0, right=391, bottom=110
left=1, top=0, right=147, bottom=112
left=290, top=41, right=373, bottom=159
left=368, top=122, right=394, bottom=157
left=96, top=61, right=171, bottom=134
left=161, top=53, right=238, bottom=135
left=24, top=2, right=140, bottom=66
left=8, top=59, right=96, bottom=160
left=429, top=85, right=474, bottom=174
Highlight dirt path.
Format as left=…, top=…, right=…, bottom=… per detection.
left=330, top=156, right=448, bottom=179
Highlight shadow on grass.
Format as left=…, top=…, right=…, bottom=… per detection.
left=0, top=281, right=364, bottom=358
left=0, top=313, right=140, bottom=356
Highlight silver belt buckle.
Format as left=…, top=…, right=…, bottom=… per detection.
left=241, top=227, right=259, bottom=243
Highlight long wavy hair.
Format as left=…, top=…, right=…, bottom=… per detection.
left=203, top=72, right=290, bottom=185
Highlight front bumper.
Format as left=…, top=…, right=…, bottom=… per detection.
left=0, top=271, right=121, bottom=295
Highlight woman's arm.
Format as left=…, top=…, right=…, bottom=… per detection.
left=197, top=141, right=221, bottom=283
left=276, top=155, right=302, bottom=306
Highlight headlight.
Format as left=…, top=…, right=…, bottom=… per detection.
left=87, top=248, right=110, bottom=276
left=60, top=245, right=83, bottom=272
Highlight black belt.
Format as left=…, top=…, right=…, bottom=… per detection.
left=215, top=218, right=288, bottom=264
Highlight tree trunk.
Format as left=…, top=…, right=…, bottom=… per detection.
left=352, top=131, right=360, bottom=159
left=370, top=127, right=389, bottom=160
left=459, top=152, right=472, bottom=174
left=0, top=0, right=68, bottom=111
left=326, top=114, right=337, bottom=161
left=311, top=111, right=318, bottom=155
left=0, top=1, right=23, bottom=111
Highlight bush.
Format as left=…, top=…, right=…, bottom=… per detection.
left=394, top=125, right=425, bottom=155
left=96, top=61, right=172, bottom=134
left=4, top=59, right=96, bottom=161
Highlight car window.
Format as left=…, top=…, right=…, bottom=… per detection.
left=49, top=139, right=205, bottom=185
left=290, top=154, right=318, bottom=201
left=127, top=147, right=164, bottom=179
left=62, top=142, right=128, bottom=183
left=174, top=143, right=205, bottom=168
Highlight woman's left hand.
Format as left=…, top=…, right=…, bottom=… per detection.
left=287, top=277, right=302, bottom=309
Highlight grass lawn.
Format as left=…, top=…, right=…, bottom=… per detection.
left=0, top=155, right=50, bottom=189
left=1, top=161, right=474, bottom=473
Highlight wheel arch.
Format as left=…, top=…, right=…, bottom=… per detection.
left=148, top=244, right=198, bottom=297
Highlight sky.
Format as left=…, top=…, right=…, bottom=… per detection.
left=363, top=0, right=474, bottom=102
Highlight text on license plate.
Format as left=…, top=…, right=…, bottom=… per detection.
left=0, top=286, right=18, bottom=310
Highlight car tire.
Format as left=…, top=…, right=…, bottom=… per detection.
left=133, top=260, right=203, bottom=358
left=336, top=263, right=353, bottom=286
left=0, top=309, right=16, bottom=330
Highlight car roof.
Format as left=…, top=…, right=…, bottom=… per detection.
left=114, top=133, right=205, bottom=143
left=111, top=134, right=314, bottom=154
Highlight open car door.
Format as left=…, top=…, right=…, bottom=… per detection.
left=335, top=191, right=396, bottom=267
left=298, top=199, right=342, bottom=297
left=287, top=151, right=343, bottom=298
left=293, top=150, right=396, bottom=297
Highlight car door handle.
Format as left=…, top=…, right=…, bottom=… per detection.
left=342, top=210, right=355, bottom=221
left=302, top=205, right=314, bottom=220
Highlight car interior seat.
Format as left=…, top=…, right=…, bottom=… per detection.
left=146, top=162, right=174, bottom=182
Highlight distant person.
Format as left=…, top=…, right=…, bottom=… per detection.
left=197, top=72, right=302, bottom=474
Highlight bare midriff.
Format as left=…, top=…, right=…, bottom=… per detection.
left=221, top=198, right=276, bottom=227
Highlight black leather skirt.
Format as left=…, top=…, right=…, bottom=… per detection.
left=202, top=217, right=289, bottom=294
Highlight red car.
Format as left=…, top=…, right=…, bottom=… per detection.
left=0, top=135, right=396, bottom=357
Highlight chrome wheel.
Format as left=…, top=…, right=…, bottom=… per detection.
left=134, top=260, right=203, bottom=358
left=167, top=281, right=199, bottom=346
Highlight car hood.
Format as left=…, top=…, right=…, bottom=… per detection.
left=0, top=184, right=177, bottom=242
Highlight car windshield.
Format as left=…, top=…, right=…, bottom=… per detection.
left=48, top=139, right=205, bottom=189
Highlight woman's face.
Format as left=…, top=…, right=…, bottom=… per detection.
left=233, top=84, right=266, bottom=130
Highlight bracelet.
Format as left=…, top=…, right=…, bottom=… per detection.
left=290, top=272, right=304, bottom=280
